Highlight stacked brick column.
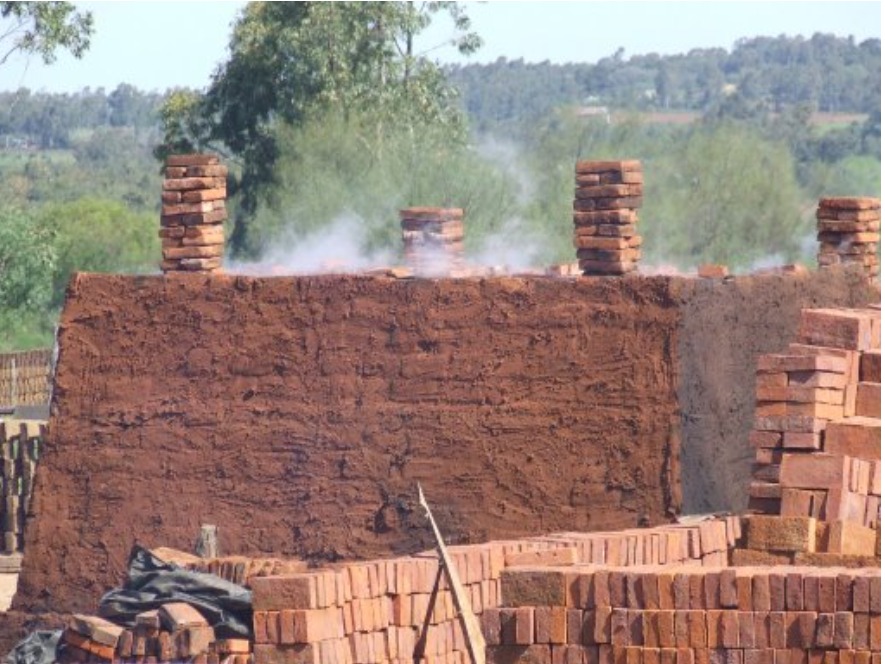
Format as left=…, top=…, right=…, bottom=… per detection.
left=747, top=306, right=880, bottom=560
left=400, top=207, right=464, bottom=276
left=0, top=421, right=41, bottom=553
left=160, top=154, right=227, bottom=273
left=573, top=160, right=643, bottom=276
left=817, top=197, right=880, bottom=284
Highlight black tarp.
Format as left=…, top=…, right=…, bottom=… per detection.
left=98, top=545, right=252, bottom=638
left=5, top=545, right=253, bottom=664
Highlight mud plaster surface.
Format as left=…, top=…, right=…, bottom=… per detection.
left=12, top=267, right=875, bottom=618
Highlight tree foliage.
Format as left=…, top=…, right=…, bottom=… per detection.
left=157, top=1, right=482, bottom=257
left=0, top=1, right=93, bottom=66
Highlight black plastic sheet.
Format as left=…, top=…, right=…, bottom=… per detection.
left=3, top=631, right=60, bottom=664
left=98, top=545, right=252, bottom=639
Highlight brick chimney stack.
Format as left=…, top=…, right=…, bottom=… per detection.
left=160, top=154, right=227, bottom=273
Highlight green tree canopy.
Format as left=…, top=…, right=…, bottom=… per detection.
left=0, top=1, right=93, bottom=66
left=158, top=1, right=481, bottom=257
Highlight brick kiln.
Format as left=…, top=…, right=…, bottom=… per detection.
left=1, top=156, right=880, bottom=664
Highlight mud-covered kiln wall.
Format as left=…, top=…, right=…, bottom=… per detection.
left=16, top=273, right=684, bottom=614
left=676, top=267, right=876, bottom=514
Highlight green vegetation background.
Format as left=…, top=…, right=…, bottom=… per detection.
left=0, top=26, right=880, bottom=351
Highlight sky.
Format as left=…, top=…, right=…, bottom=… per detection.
left=0, top=1, right=880, bottom=94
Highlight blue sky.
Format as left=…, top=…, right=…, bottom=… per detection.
left=0, top=1, right=880, bottom=93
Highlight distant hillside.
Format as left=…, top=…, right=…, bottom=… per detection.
left=445, top=33, right=881, bottom=132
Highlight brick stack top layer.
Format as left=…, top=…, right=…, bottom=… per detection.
left=400, top=207, right=464, bottom=276
left=817, top=197, right=881, bottom=284
left=160, top=154, right=227, bottom=273
left=573, top=160, right=643, bottom=276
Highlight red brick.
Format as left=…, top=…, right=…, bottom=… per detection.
left=737, top=574, right=754, bottom=611
left=688, top=612, right=706, bottom=648
left=837, top=574, right=854, bottom=611
left=626, top=574, right=643, bottom=609
left=507, top=548, right=579, bottom=568
left=252, top=576, right=318, bottom=610
left=674, top=612, right=690, bottom=648
left=758, top=354, right=849, bottom=373
left=595, top=571, right=612, bottom=608
left=781, top=454, right=851, bottom=490
left=720, top=611, right=739, bottom=648
left=786, top=612, right=817, bottom=648
left=676, top=649, right=694, bottom=664
left=594, top=607, right=613, bottom=645
left=753, top=574, right=772, bottom=611
left=702, top=573, right=720, bottom=609
left=852, top=575, right=870, bottom=613
left=254, top=612, right=269, bottom=644
left=745, top=650, right=773, bottom=664
left=567, top=609, right=584, bottom=645
left=855, top=383, right=881, bottom=418
left=488, top=645, right=553, bottom=664
left=774, top=649, right=792, bottom=664
left=657, top=612, right=676, bottom=648
left=719, top=570, right=738, bottom=609
left=643, top=648, right=662, bottom=664
left=835, top=612, right=855, bottom=649
left=797, top=308, right=875, bottom=351
left=706, top=611, right=723, bottom=648
left=689, top=575, right=705, bottom=610
left=738, top=612, right=756, bottom=648
left=611, top=609, right=632, bottom=647
left=610, top=572, right=627, bottom=608
left=825, top=418, right=881, bottom=461
left=516, top=607, right=535, bottom=645
left=871, top=615, right=880, bottom=651
left=482, top=609, right=502, bottom=645
left=870, top=576, right=880, bottom=614
left=673, top=575, right=690, bottom=610
left=769, top=612, right=786, bottom=649
left=266, top=611, right=281, bottom=643
left=815, top=613, right=835, bottom=648
left=661, top=648, right=678, bottom=664
left=825, top=488, right=868, bottom=522
left=860, top=351, right=881, bottom=382
left=501, top=608, right=519, bottom=644
left=854, top=613, right=869, bottom=650
left=658, top=573, right=676, bottom=611
left=753, top=613, right=770, bottom=649
left=501, top=568, right=570, bottom=607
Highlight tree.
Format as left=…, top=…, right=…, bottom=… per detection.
left=0, top=2, right=93, bottom=66
left=157, top=1, right=482, bottom=257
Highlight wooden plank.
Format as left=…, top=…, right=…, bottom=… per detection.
left=418, top=483, right=486, bottom=664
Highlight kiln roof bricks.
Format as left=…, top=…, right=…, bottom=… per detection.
left=574, top=160, right=644, bottom=276
left=160, top=153, right=227, bottom=274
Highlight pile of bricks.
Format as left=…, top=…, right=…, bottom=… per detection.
left=0, top=420, right=42, bottom=553
left=817, top=198, right=880, bottom=284
left=746, top=306, right=880, bottom=561
left=573, top=160, right=643, bottom=276
left=400, top=207, right=464, bottom=276
left=160, top=154, right=227, bottom=274
left=250, top=516, right=738, bottom=664
left=0, top=349, right=52, bottom=409
left=59, top=607, right=251, bottom=664
left=483, top=563, right=880, bottom=664
left=184, top=555, right=309, bottom=587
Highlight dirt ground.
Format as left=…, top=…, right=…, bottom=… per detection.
left=8, top=266, right=876, bottom=627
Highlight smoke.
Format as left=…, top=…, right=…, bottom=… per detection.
left=472, top=136, right=537, bottom=206
left=226, top=214, right=395, bottom=276
left=466, top=218, right=548, bottom=273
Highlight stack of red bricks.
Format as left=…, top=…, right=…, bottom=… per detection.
left=746, top=306, right=880, bottom=561
left=250, top=516, right=738, bottom=664
left=0, top=420, right=41, bottom=553
left=58, top=606, right=251, bottom=664
left=400, top=208, right=464, bottom=276
left=573, top=160, right=643, bottom=276
left=483, top=562, right=880, bottom=664
left=817, top=198, right=880, bottom=284
left=160, top=154, right=227, bottom=273
left=183, top=555, right=309, bottom=587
